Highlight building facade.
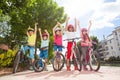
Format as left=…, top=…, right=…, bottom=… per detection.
left=98, top=26, right=120, bottom=60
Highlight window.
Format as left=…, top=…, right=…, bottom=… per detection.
left=110, top=40, right=112, bottom=43
left=111, top=46, right=113, bottom=49
left=106, top=47, right=109, bottom=50
left=115, top=32, right=117, bottom=35
left=116, top=37, right=118, bottom=40
left=105, top=42, right=107, bottom=45
left=99, top=45, right=102, bottom=48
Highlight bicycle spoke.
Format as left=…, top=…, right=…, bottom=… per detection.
left=52, top=53, right=65, bottom=71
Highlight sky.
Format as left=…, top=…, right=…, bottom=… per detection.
left=54, top=0, right=120, bottom=41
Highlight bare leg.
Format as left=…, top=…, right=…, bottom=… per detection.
left=66, top=59, right=71, bottom=71
left=44, top=59, right=48, bottom=71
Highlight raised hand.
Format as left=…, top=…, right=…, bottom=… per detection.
left=78, top=20, right=80, bottom=26
left=44, top=29, right=47, bottom=32
left=66, top=16, right=70, bottom=21
left=35, top=22, right=38, bottom=26
left=89, top=20, right=92, bottom=24
left=38, top=28, right=41, bottom=32
left=57, top=22, right=61, bottom=26
left=74, top=18, right=77, bottom=21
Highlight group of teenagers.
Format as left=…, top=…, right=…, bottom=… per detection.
left=25, top=16, right=92, bottom=71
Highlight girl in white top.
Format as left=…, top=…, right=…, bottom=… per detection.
left=65, top=17, right=78, bottom=71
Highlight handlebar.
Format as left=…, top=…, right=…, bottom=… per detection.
left=63, top=37, right=81, bottom=41
left=11, top=40, right=28, bottom=45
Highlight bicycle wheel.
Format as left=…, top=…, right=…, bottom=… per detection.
left=33, top=59, right=45, bottom=72
left=52, top=52, right=65, bottom=71
left=13, top=50, right=21, bottom=73
left=74, top=46, right=82, bottom=71
left=23, top=56, right=31, bottom=70
left=89, top=51, right=100, bottom=71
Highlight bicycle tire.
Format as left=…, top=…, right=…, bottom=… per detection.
left=74, top=46, right=82, bottom=71
left=33, top=59, right=45, bottom=72
left=13, top=50, right=21, bottom=73
left=52, top=52, right=65, bottom=71
left=89, top=51, right=100, bottom=71
left=23, top=56, right=31, bottom=70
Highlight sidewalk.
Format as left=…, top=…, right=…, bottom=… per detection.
left=0, top=65, right=120, bottom=80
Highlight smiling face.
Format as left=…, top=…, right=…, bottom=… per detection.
left=68, top=27, right=74, bottom=32
left=43, top=36, right=48, bottom=40
left=68, top=24, right=74, bottom=32
left=82, top=30, right=87, bottom=35
left=28, top=31, right=34, bottom=36
left=55, top=30, right=61, bottom=35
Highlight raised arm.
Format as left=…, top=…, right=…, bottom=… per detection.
left=57, top=22, right=63, bottom=34
left=65, top=17, right=70, bottom=31
left=27, top=26, right=31, bottom=36
left=74, top=18, right=77, bottom=32
left=38, top=28, right=43, bottom=40
left=44, top=29, right=49, bottom=40
left=53, top=22, right=58, bottom=36
left=77, top=20, right=81, bottom=34
left=88, top=20, right=92, bottom=34
left=27, top=31, right=29, bottom=36
left=34, top=23, right=38, bottom=34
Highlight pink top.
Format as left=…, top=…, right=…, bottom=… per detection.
left=54, top=35, right=62, bottom=46
left=80, top=33, right=92, bottom=47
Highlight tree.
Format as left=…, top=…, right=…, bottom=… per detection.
left=0, top=0, right=66, bottom=59
left=90, top=36, right=99, bottom=50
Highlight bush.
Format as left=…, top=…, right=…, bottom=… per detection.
left=106, top=56, right=120, bottom=62
left=0, top=49, right=17, bottom=68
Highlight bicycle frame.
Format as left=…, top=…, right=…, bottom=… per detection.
left=20, top=45, right=25, bottom=54
left=88, top=42, right=98, bottom=62
left=71, top=41, right=77, bottom=59
left=89, top=47, right=98, bottom=64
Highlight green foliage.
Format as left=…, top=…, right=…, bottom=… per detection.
left=90, top=36, right=99, bottom=50
left=77, top=41, right=82, bottom=54
left=0, top=49, right=17, bottom=68
left=90, top=36, right=99, bottom=43
left=0, top=0, right=66, bottom=60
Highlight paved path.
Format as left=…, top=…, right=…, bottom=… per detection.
left=0, top=65, right=120, bottom=80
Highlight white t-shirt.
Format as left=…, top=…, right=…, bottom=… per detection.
left=65, top=31, right=76, bottom=40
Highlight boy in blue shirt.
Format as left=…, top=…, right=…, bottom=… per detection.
left=39, top=28, right=49, bottom=71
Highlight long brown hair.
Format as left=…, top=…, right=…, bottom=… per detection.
left=82, top=32, right=90, bottom=42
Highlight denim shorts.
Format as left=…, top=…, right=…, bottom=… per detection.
left=39, top=49, right=48, bottom=59
left=54, top=45, right=62, bottom=52
left=24, top=46, right=35, bottom=59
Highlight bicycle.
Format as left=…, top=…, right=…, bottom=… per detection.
left=33, top=47, right=48, bottom=72
left=64, top=37, right=82, bottom=71
left=85, top=41, right=100, bottom=71
left=13, top=41, right=35, bottom=73
left=52, top=45, right=65, bottom=71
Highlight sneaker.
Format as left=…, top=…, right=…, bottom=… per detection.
left=90, top=67, right=93, bottom=71
left=29, top=66, right=34, bottom=71
left=83, top=65, right=88, bottom=71
left=74, top=66, right=78, bottom=70
left=67, top=66, right=71, bottom=71
left=44, top=68, right=48, bottom=71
